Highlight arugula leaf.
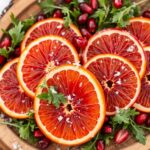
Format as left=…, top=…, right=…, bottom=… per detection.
left=112, top=108, right=139, bottom=125
left=130, top=122, right=146, bottom=145
left=81, top=133, right=99, bottom=150
left=0, top=48, right=10, bottom=58
left=1, top=14, right=35, bottom=53
left=37, top=83, right=67, bottom=108
left=61, top=7, right=72, bottom=27
left=8, top=22, right=25, bottom=48
left=39, top=0, right=56, bottom=15
left=91, top=9, right=105, bottom=28
left=111, top=108, right=149, bottom=144
left=0, top=112, right=38, bottom=143
left=98, top=0, right=108, bottom=10
left=10, top=13, right=19, bottom=26
left=39, top=0, right=81, bottom=27
left=22, top=17, right=35, bottom=31
left=111, top=5, right=136, bottom=27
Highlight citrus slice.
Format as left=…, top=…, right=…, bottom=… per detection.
left=34, top=64, right=106, bottom=146
left=0, top=58, right=33, bottom=119
left=82, top=29, right=146, bottom=78
left=127, top=17, right=150, bottom=47
left=134, top=46, right=150, bottom=112
left=21, top=18, right=81, bottom=51
left=17, top=35, right=80, bottom=98
left=84, top=54, right=141, bottom=115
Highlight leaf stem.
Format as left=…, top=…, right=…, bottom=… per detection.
left=134, top=0, right=149, bottom=6
left=0, top=122, right=20, bottom=128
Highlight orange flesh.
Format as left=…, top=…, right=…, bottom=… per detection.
left=0, top=62, right=33, bottom=114
left=22, top=39, right=78, bottom=93
left=136, top=51, right=150, bottom=108
left=25, top=21, right=79, bottom=47
left=38, top=70, right=100, bottom=140
left=85, top=33, right=143, bottom=74
left=127, top=21, right=150, bottom=47
left=86, top=57, right=138, bottom=113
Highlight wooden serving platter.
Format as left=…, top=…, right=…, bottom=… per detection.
left=0, top=0, right=150, bottom=149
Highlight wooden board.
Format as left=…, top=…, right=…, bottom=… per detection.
left=0, top=0, right=150, bottom=149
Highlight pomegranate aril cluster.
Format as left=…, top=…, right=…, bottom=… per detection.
left=0, top=37, right=11, bottom=65
left=36, top=14, right=46, bottom=22
left=79, top=2, right=93, bottom=15
left=0, top=37, right=11, bottom=48
left=96, top=140, right=105, bottom=150
left=113, top=0, right=123, bottom=9
left=53, top=9, right=63, bottom=18
left=34, top=129, right=51, bottom=149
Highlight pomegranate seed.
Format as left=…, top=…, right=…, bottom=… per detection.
left=14, top=47, right=21, bottom=57
left=36, top=14, right=46, bottom=22
left=38, top=138, right=50, bottom=149
left=113, top=0, right=123, bottom=9
left=65, top=0, right=72, bottom=3
left=77, top=13, right=88, bottom=25
left=87, top=18, right=97, bottom=33
left=104, top=116, right=110, bottom=123
left=103, top=124, right=112, bottom=134
left=80, top=28, right=92, bottom=39
left=142, top=10, right=150, bottom=18
left=73, top=36, right=87, bottom=51
left=90, top=0, right=98, bottom=10
left=0, top=55, right=6, bottom=65
left=135, top=113, right=148, bottom=125
left=34, top=129, right=44, bottom=138
left=114, top=129, right=129, bottom=144
left=53, top=9, right=63, bottom=18
left=79, top=2, right=93, bottom=15
left=96, top=140, right=105, bottom=150
left=146, top=116, right=150, bottom=127
left=0, top=37, right=11, bottom=48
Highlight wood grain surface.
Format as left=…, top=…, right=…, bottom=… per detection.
left=0, top=0, right=150, bottom=149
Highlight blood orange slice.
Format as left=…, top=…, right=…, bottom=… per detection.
left=21, top=18, right=81, bottom=51
left=17, top=35, right=80, bottom=98
left=34, top=64, right=105, bottom=146
left=134, top=46, right=150, bottom=113
left=126, top=17, right=150, bottom=47
left=0, top=58, right=33, bottom=119
left=82, top=29, right=146, bottom=78
left=84, top=54, right=141, bottom=115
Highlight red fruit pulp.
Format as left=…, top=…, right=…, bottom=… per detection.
left=79, top=2, right=93, bottom=15
left=96, top=140, right=105, bottom=150
left=87, top=18, right=97, bottom=33
left=135, top=113, right=148, bottom=125
left=53, top=9, right=63, bottom=18
left=114, top=129, right=129, bottom=144
left=113, top=0, right=123, bottom=9
left=77, top=13, right=88, bottom=25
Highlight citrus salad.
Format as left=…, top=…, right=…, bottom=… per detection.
left=0, top=0, right=150, bottom=149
